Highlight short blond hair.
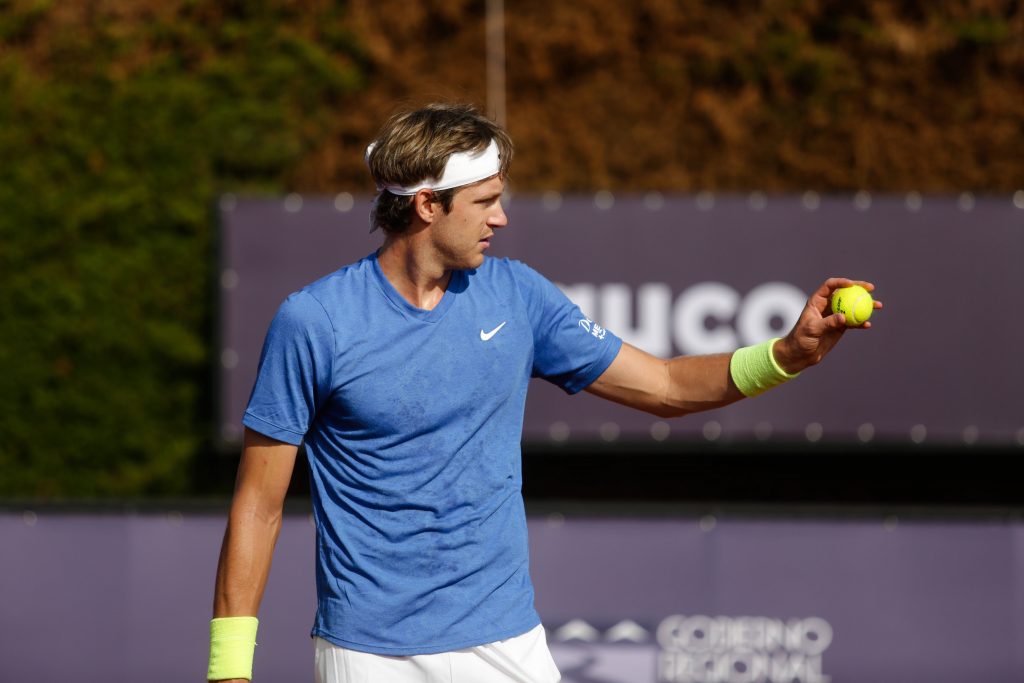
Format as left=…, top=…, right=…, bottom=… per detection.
left=367, top=103, right=513, bottom=234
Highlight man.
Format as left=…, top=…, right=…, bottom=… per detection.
left=209, top=103, right=880, bottom=682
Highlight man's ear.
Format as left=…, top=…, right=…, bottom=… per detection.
left=413, top=189, right=437, bottom=224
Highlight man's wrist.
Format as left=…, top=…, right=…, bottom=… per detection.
left=730, top=338, right=800, bottom=398
left=208, top=616, right=258, bottom=681
left=772, top=335, right=807, bottom=375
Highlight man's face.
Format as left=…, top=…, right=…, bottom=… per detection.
left=429, top=175, right=508, bottom=270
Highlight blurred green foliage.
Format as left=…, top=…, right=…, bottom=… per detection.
left=0, top=2, right=365, bottom=497
left=953, top=15, right=1011, bottom=47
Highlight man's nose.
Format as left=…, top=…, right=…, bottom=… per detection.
left=490, top=201, right=509, bottom=228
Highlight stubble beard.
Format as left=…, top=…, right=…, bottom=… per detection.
left=435, top=234, right=486, bottom=272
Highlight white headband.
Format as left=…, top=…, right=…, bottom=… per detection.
left=365, top=139, right=501, bottom=196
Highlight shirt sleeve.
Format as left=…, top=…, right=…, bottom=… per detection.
left=509, top=260, right=622, bottom=394
left=242, top=290, right=335, bottom=445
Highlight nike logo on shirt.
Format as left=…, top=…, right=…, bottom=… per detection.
left=480, top=322, right=507, bottom=341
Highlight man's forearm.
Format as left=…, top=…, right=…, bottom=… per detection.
left=585, top=343, right=744, bottom=417
left=208, top=505, right=281, bottom=682
left=213, top=500, right=283, bottom=617
left=659, top=352, right=745, bottom=417
left=209, top=433, right=297, bottom=682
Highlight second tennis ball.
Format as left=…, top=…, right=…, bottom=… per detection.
left=831, top=285, right=874, bottom=326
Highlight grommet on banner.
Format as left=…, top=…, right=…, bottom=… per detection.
left=853, top=190, right=871, bottom=211
left=541, top=191, right=562, bottom=211
left=549, top=421, right=569, bottom=442
left=221, top=349, right=238, bottom=369
left=748, top=191, right=767, bottom=211
left=857, top=423, right=875, bottom=443
left=696, top=191, right=714, bottom=210
left=958, top=192, right=975, bottom=211
left=594, top=190, right=614, bottom=210
left=643, top=192, right=664, bottom=210
left=284, top=193, right=303, bottom=213
left=221, top=349, right=238, bottom=370
left=650, top=421, right=670, bottom=441
left=754, top=421, right=773, bottom=441
left=962, top=425, right=979, bottom=445
left=334, top=193, right=354, bottom=212
left=699, top=515, right=717, bottom=532
left=219, top=194, right=237, bottom=211
left=805, top=422, right=823, bottom=442
left=801, top=191, right=820, bottom=211
left=221, top=423, right=241, bottom=441
left=599, top=422, right=620, bottom=442
left=220, top=269, right=239, bottom=290
left=905, top=192, right=922, bottom=211
left=1013, top=190, right=1024, bottom=209
left=910, top=424, right=927, bottom=443
left=702, top=421, right=721, bottom=441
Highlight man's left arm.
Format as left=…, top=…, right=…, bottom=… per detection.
left=585, top=278, right=882, bottom=416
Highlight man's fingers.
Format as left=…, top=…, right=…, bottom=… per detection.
left=820, top=277, right=877, bottom=293
left=809, top=282, right=841, bottom=312
left=811, top=279, right=843, bottom=302
left=811, top=278, right=854, bottom=309
left=825, top=312, right=847, bottom=330
left=810, top=278, right=880, bottom=313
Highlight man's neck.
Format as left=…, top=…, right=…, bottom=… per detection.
left=377, top=236, right=453, bottom=311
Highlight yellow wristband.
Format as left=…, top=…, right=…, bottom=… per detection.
left=208, top=616, right=259, bottom=681
left=729, top=338, right=800, bottom=398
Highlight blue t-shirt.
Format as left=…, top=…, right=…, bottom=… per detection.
left=243, top=253, right=621, bottom=655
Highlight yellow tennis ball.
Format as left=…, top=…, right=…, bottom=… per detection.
left=831, top=285, right=874, bottom=326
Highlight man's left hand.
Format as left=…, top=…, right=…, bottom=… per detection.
left=773, top=277, right=883, bottom=374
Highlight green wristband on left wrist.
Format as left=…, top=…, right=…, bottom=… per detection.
left=729, top=338, right=800, bottom=398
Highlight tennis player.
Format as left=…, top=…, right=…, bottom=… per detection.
left=208, top=102, right=880, bottom=682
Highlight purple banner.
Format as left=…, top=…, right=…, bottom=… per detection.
left=2, top=511, right=1022, bottom=682
left=218, top=193, right=1024, bottom=446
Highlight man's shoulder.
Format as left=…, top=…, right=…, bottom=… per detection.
left=269, top=254, right=376, bottom=331
left=476, top=256, right=546, bottom=282
left=298, top=253, right=377, bottom=302
left=477, top=257, right=560, bottom=295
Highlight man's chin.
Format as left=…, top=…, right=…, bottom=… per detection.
left=464, top=253, right=486, bottom=269
left=443, top=250, right=486, bottom=271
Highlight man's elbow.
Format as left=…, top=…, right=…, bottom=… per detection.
left=649, top=398, right=692, bottom=420
left=230, top=496, right=285, bottom=530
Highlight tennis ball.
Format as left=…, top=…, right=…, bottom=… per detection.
left=831, top=285, right=873, bottom=326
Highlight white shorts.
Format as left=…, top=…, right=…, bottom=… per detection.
left=313, top=624, right=561, bottom=683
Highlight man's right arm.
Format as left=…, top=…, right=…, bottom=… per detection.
left=210, top=427, right=298, bottom=682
